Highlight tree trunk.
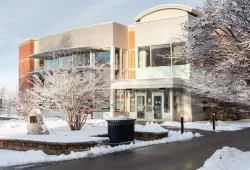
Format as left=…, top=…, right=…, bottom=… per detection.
left=68, top=114, right=87, bottom=131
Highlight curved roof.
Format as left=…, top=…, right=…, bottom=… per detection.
left=135, top=4, right=202, bottom=22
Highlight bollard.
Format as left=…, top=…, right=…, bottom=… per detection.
left=181, top=117, right=184, bottom=134
left=212, top=113, right=215, bottom=131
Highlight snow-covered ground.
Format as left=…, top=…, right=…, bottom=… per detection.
left=0, top=117, right=108, bottom=142
left=0, top=130, right=200, bottom=167
left=0, top=117, right=168, bottom=141
left=162, top=120, right=250, bottom=131
left=198, top=147, right=250, bottom=170
left=135, top=122, right=168, bottom=133
left=0, top=116, right=201, bottom=167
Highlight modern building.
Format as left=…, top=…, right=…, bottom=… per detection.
left=19, top=4, right=207, bottom=122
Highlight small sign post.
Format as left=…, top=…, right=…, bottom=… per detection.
left=212, top=113, right=216, bottom=131
left=181, top=117, right=184, bottom=134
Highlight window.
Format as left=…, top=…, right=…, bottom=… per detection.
left=137, top=42, right=186, bottom=68
left=58, top=56, right=71, bottom=69
left=164, top=90, right=170, bottom=113
left=172, top=42, right=186, bottom=65
left=115, top=90, right=127, bottom=112
left=74, top=52, right=90, bottom=67
left=95, top=51, right=110, bottom=67
left=152, top=44, right=171, bottom=66
left=138, top=46, right=150, bottom=68
left=45, top=58, right=56, bottom=70
left=130, top=90, right=135, bottom=112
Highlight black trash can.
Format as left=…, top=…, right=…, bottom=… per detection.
left=106, top=119, right=136, bottom=147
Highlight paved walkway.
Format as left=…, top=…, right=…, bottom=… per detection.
left=18, top=129, right=250, bottom=170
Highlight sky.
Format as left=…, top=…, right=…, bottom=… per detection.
left=0, top=0, right=204, bottom=93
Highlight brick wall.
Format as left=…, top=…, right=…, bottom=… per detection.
left=19, top=39, right=35, bottom=90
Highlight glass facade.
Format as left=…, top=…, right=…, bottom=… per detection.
left=138, top=43, right=186, bottom=67
left=45, top=59, right=57, bottom=70
left=130, top=90, right=135, bottom=112
left=115, top=89, right=127, bottom=112
left=152, top=44, right=171, bottom=66
left=95, top=51, right=110, bottom=67
left=73, top=52, right=90, bottom=67
left=58, top=56, right=71, bottom=69
left=138, top=46, right=150, bottom=68
left=42, top=50, right=111, bottom=71
left=172, top=42, right=186, bottom=65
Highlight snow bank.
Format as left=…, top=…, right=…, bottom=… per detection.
left=135, top=122, right=168, bottom=133
left=0, top=117, right=107, bottom=139
left=0, top=135, right=107, bottom=143
left=86, top=119, right=107, bottom=127
left=198, top=147, right=250, bottom=170
left=108, top=115, right=132, bottom=120
left=162, top=119, right=250, bottom=131
left=0, top=130, right=201, bottom=167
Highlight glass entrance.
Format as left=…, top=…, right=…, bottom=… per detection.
left=136, top=95, right=146, bottom=119
left=152, top=92, right=164, bottom=119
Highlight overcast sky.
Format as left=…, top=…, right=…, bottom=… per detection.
left=0, top=0, right=204, bottom=93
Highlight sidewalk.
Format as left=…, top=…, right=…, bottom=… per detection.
left=24, top=128, right=250, bottom=170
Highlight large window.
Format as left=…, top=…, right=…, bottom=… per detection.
left=152, top=44, right=171, bottom=66
left=58, top=56, right=70, bottom=69
left=95, top=51, right=110, bottom=67
left=138, top=46, right=150, bottom=68
left=138, top=42, right=186, bottom=67
left=172, top=42, right=186, bottom=65
left=45, top=58, right=56, bottom=70
left=74, top=52, right=90, bottom=67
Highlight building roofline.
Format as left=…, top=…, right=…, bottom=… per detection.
left=38, top=21, right=128, bottom=40
left=19, top=38, right=37, bottom=46
left=135, top=4, right=203, bottom=22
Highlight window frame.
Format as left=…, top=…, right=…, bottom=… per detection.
left=137, top=42, right=186, bottom=67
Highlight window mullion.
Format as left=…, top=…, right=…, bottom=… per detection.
left=171, top=43, right=173, bottom=77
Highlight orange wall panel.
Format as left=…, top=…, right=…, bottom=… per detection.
left=128, top=29, right=135, bottom=49
left=19, top=76, right=32, bottom=90
left=128, top=70, right=136, bottom=79
left=128, top=27, right=136, bottom=79
left=128, top=51, right=135, bottom=69
left=19, top=39, right=35, bottom=90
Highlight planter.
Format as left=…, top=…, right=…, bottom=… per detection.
left=135, top=131, right=168, bottom=141
left=106, top=119, right=136, bottom=147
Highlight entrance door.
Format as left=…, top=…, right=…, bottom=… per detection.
left=136, top=93, right=146, bottom=119
left=152, top=92, right=164, bottom=120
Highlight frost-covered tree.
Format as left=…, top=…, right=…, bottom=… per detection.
left=15, top=91, right=37, bottom=121
left=27, top=64, right=111, bottom=130
left=182, top=0, right=250, bottom=107
left=0, top=87, right=7, bottom=108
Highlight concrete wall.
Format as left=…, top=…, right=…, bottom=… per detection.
left=113, top=23, right=128, bottom=49
left=38, top=22, right=128, bottom=53
left=135, top=15, right=188, bottom=47
left=191, top=95, right=204, bottom=121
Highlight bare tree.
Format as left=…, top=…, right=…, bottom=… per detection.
left=181, top=0, right=250, bottom=107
